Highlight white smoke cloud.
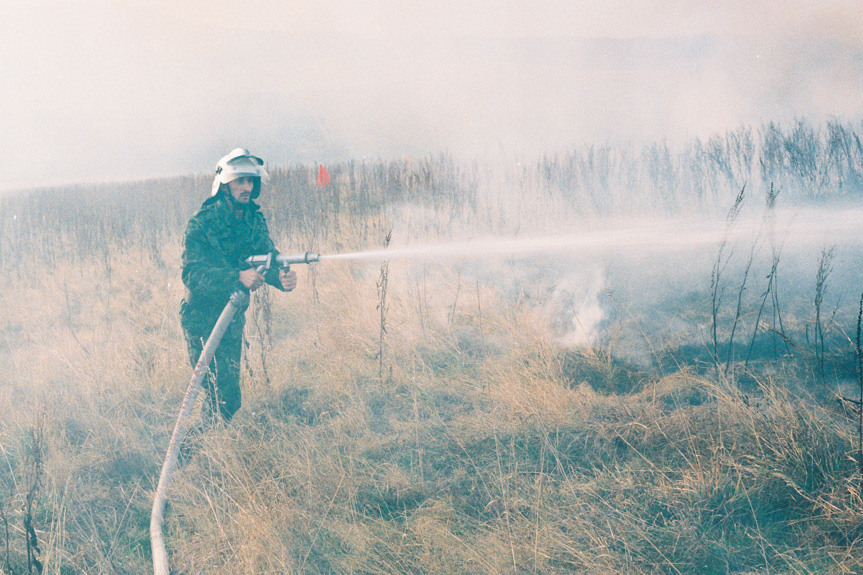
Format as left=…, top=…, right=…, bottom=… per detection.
left=542, top=268, right=607, bottom=348
left=1, top=1, right=861, bottom=189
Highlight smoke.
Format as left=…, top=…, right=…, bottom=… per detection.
left=544, top=268, right=607, bottom=348
left=1, top=1, right=861, bottom=189
left=360, top=203, right=863, bottom=359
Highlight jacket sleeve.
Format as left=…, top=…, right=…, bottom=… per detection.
left=182, top=214, right=242, bottom=301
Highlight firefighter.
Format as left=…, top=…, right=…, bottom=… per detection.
left=180, top=148, right=297, bottom=422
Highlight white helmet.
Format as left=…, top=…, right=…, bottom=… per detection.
left=211, top=148, right=269, bottom=198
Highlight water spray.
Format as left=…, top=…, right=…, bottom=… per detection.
left=319, top=208, right=861, bottom=264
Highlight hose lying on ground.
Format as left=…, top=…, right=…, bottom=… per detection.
left=150, top=290, right=249, bottom=575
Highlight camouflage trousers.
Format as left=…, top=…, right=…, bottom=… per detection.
left=183, top=330, right=244, bottom=422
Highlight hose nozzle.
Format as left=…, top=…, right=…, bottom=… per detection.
left=246, top=252, right=320, bottom=270
left=275, top=252, right=319, bottom=266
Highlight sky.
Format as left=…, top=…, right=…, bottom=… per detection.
left=1, top=1, right=862, bottom=190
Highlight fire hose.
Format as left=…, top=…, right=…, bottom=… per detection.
left=150, top=252, right=318, bottom=575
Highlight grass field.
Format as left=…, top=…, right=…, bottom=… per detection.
left=2, top=119, right=863, bottom=573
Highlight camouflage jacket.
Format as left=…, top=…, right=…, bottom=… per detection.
left=180, top=192, right=284, bottom=338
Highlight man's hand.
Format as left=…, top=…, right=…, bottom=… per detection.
left=239, top=268, right=265, bottom=291
left=279, top=269, right=297, bottom=291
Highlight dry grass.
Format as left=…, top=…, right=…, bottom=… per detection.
left=2, top=125, right=863, bottom=573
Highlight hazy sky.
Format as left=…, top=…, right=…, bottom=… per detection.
left=2, top=1, right=861, bottom=189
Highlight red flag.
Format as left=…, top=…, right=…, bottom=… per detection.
left=317, top=164, right=330, bottom=187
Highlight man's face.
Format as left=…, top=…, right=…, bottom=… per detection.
left=227, top=176, right=255, bottom=204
